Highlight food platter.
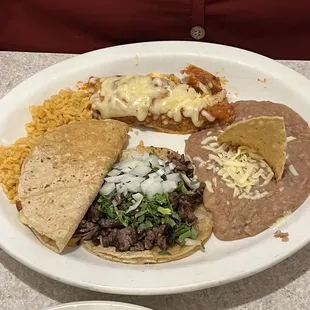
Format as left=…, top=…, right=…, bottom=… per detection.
left=0, top=41, right=310, bottom=295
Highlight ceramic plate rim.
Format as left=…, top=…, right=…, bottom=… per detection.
left=42, top=300, right=152, bottom=310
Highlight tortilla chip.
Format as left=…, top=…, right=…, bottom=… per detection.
left=218, top=116, right=287, bottom=180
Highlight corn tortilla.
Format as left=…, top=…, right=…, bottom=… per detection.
left=82, top=145, right=213, bottom=264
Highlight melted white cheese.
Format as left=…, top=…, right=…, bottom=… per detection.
left=91, top=74, right=226, bottom=127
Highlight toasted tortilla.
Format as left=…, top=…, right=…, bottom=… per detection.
left=18, top=119, right=129, bottom=253
left=218, top=116, right=287, bottom=180
left=82, top=145, right=213, bottom=264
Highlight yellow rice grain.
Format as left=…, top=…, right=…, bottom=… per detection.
left=0, top=89, right=92, bottom=204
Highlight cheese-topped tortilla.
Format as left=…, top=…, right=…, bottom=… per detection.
left=82, top=65, right=235, bottom=134
left=92, top=74, right=226, bottom=127
left=18, top=120, right=129, bottom=253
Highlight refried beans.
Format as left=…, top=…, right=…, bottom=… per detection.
left=185, top=101, right=310, bottom=241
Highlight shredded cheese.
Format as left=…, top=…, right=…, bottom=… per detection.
left=193, top=157, right=206, bottom=168
left=289, top=164, right=299, bottom=176
left=201, top=136, right=217, bottom=145
left=201, top=110, right=215, bottom=122
left=287, top=136, right=296, bottom=142
left=205, top=180, right=214, bottom=193
left=201, top=135, right=275, bottom=200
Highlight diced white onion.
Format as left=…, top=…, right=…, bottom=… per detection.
left=104, top=175, right=125, bottom=183
left=169, top=163, right=176, bottom=170
left=107, top=169, right=121, bottom=176
left=126, top=179, right=142, bottom=193
left=148, top=172, right=160, bottom=179
left=166, top=173, right=181, bottom=182
left=158, top=159, right=165, bottom=166
left=162, top=180, right=178, bottom=193
left=125, top=194, right=143, bottom=214
left=100, top=182, right=115, bottom=196
left=131, top=165, right=152, bottom=176
left=184, top=238, right=201, bottom=246
left=141, top=178, right=163, bottom=198
left=149, top=155, right=159, bottom=167
left=116, top=183, right=127, bottom=195
left=114, top=159, right=139, bottom=170
left=103, top=152, right=198, bottom=199
left=165, top=166, right=171, bottom=174
left=156, top=168, right=165, bottom=176
left=120, top=174, right=139, bottom=183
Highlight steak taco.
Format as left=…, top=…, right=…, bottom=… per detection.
left=74, top=144, right=213, bottom=264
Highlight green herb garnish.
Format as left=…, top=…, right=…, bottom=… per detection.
left=157, top=206, right=172, bottom=215
left=162, top=216, right=176, bottom=227
left=95, top=189, right=200, bottom=247
left=190, top=227, right=199, bottom=239
left=178, top=230, right=192, bottom=245
left=180, top=183, right=192, bottom=195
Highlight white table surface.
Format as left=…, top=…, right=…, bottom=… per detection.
left=0, top=51, right=310, bottom=310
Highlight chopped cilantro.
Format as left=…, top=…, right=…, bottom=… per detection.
left=178, top=230, right=192, bottom=245
left=162, top=216, right=176, bottom=227
left=157, top=206, right=172, bottom=215
left=190, top=227, right=199, bottom=239
left=180, top=183, right=192, bottom=195
left=95, top=189, right=200, bottom=247
left=139, top=220, right=153, bottom=229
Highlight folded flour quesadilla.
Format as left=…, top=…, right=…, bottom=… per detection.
left=18, top=119, right=129, bottom=253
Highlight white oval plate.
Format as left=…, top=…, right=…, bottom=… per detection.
left=43, top=301, right=152, bottom=310
left=0, top=42, right=309, bottom=295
